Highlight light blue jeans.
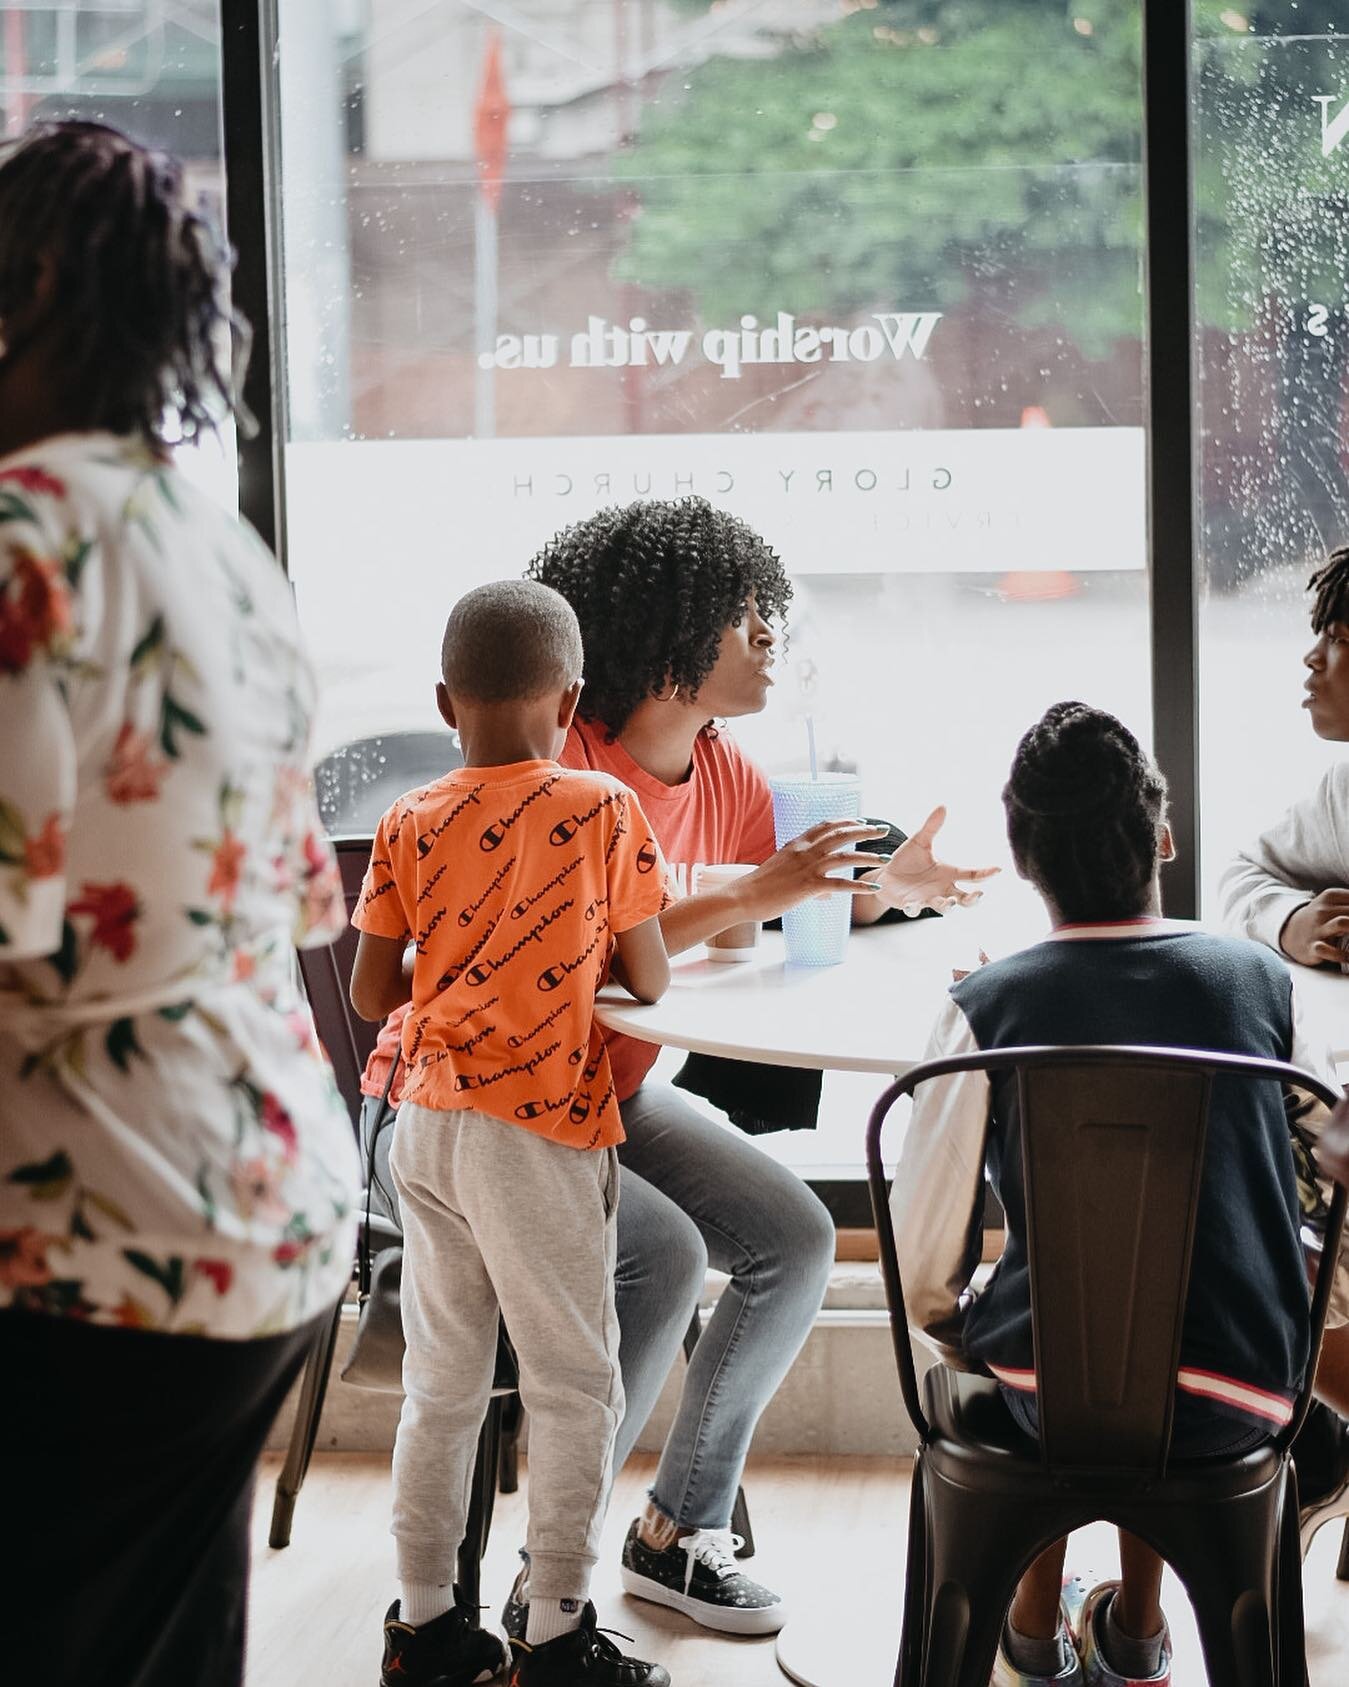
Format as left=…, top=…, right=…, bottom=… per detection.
left=610, top=1082, right=835, bottom=1531
left=360, top=1080, right=835, bottom=1533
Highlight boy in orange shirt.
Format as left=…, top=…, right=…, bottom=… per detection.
left=351, top=581, right=671, bottom=1687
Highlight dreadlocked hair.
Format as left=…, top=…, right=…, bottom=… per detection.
left=0, top=120, right=249, bottom=447
left=1308, top=545, right=1349, bottom=633
left=1003, top=702, right=1168, bottom=924
left=525, top=497, right=791, bottom=735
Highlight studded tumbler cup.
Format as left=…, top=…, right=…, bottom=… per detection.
left=769, top=772, right=862, bottom=966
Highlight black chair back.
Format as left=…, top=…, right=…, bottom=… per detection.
left=1020, top=1057, right=1210, bottom=1478
left=297, top=836, right=379, bottom=1128
left=868, top=1044, right=1347, bottom=1474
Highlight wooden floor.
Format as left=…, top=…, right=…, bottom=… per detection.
left=248, top=1452, right=1349, bottom=1686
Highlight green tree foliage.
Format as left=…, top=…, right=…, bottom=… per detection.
left=615, top=1, right=1348, bottom=353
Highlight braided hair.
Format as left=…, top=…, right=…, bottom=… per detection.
left=526, top=496, right=791, bottom=735
left=1003, top=703, right=1168, bottom=923
left=1309, top=545, right=1349, bottom=633
left=0, top=120, right=247, bottom=447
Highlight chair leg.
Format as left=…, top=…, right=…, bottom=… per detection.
left=457, top=1397, right=505, bottom=1611
left=895, top=1454, right=928, bottom=1687
left=1338, top=1517, right=1349, bottom=1582
left=917, top=1480, right=1037, bottom=1687
left=1161, top=1496, right=1282, bottom=1687
left=684, top=1305, right=756, bottom=1560
left=681, top=1305, right=702, bottom=1363
left=498, top=1392, right=523, bottom=1495
left=730, top=1483, right=755, bottom=1559
left=1274, top=1480, right=1309, bottom=1687
left=268, top=1297, right=343, bottom=1550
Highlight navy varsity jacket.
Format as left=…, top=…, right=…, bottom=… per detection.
left=889, top=920, right=1338, bottom=1434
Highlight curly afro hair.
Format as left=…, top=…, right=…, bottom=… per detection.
left=1003, top=702, right=1168, bottom=923
left=526, top=496, right=791, bottom=735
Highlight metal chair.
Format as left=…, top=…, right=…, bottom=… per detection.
left=867, top=1044, right=1348, bottom=1687
left=269, top=835, right=522, bottom=1615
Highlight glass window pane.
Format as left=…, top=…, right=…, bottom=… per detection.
left=278, top=1, right=1149, bottom=1170
left=1193, top=13, right=1349, bottom=907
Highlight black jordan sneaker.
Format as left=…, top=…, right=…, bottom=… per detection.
left=379, top=1594, right=507, bottom=1686
left=618, top=1519, right=785, bottom=1635
left=506, top=1602, right=670, bottom=1686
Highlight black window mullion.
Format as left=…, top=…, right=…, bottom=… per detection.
left=220, top=0, right=288, bottom=568
left=1142, top=0, right=1200, bottom=919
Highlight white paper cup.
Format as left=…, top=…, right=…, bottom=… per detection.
left=695, top=863, right=760, bottom=962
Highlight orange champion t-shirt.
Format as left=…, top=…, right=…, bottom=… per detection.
left=352, top=761, right=667, bottom=1149
left=360, top=722, right=775, bottom=1109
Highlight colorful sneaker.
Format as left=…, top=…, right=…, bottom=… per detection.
left=1062, top=1577, right=1171, bottom=1687
left=618, top=1519, right=785, bottom=1635
left=379, top=1594, right=507, bottom=1686
left=506, top=1602, right=670, bottom=1685
left=990, top=1582, right=1084, bottom=1685
left=500, top=1553, right=529, bottom=1644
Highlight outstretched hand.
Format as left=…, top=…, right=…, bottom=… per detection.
left=863, top=806, right=1000, bottom=917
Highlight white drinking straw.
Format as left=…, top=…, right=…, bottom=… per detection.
left=806, top=715, right=818, bottom=780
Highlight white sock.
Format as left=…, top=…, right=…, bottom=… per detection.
left=400, top=1582, right=455, bottom=1626
left=525, top=1596, right=585, bottom=1645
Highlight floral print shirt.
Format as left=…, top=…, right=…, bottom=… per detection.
left=0, top=434, right=358, bottom=1338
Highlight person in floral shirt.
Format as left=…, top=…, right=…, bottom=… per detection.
left=0, top=122, right=358, bottom=1687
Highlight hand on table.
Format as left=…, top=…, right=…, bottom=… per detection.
left=859, top=806, right=1000, bottom=918
left=1279, top=890, right=1349, bottom=968
left=736, top=820, right=891, bottom=921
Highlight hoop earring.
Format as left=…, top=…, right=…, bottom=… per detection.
left=652, top=681, right=681, bottom=703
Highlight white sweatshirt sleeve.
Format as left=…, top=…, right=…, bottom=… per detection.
left=1219, top=764, right=1349, bottom=953
left=888, top=993, right=990, bottom=1353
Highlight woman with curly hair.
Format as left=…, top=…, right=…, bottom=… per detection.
left=520, top=496, right=991, bottom=1633
left=0, top=123, right=358, bottom=1685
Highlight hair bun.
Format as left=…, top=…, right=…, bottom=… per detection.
left=1007, top=702, right=1141, bottom=819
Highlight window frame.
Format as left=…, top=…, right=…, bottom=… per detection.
left=220, top=1, right=1204, bottom=1222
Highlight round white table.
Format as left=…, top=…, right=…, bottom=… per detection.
left=595, top=914, right=991, bottom=1074
left=595, top=917, right=1349, bottom=1687
left=598, top=916, right=1349, bottom=1072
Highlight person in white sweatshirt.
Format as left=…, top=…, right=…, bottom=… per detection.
left=1220, top=543, right=1349, bottom=1551
left=1221, top=545, right=1349, bottom=966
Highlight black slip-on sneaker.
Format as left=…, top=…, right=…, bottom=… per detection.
left=618, top=1519, right=785, bottom=1635
left=506, top=1602, right=670, bottom=1686
left=380, top=1593, right=506, bottom=1686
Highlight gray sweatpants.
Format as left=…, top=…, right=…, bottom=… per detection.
left=389, top=1102, right=623, bottom=1601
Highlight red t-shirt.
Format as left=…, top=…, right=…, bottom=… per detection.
left=361, top=718, right=776, bottom=1106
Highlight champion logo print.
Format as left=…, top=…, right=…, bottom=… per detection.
left=511, top=854, right=582, bottom=919
left=457, top=854, right=515, bottom=924
left=479, top=776, right=559, bottom=852
left=537, top=923, right=609, bottom=992
left=548, top=789, right=620, bottom=848
left=416, top=783, right=485, bottom=857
